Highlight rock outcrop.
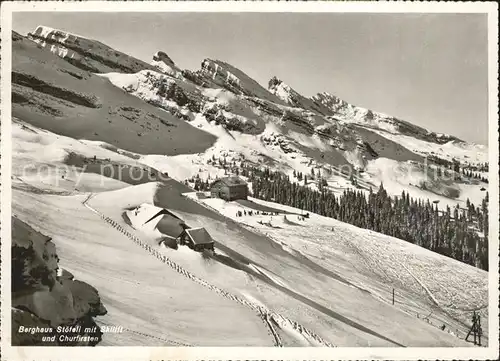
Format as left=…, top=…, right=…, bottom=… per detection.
left=312, top=92, right=351, bottom=115
left=268, top=76, right=332, bottom=115
left=114, top=70, right=203, bottom=117
left=17, top=25, right=476, bottom=168
left=196, top=59, right=286, bottom=104
left=151, top=51, right=183, bottom=79
left=313, top=92, right=462, bottom=143
left=27, top=25, right=156, bottom=74
left=11, top=217, right=107, bottom=346
left=260, top=132, right=295, bottom=154
left=202, top=103, right=263, bottom=134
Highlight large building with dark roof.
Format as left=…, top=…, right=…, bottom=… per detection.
left=210, top=176, right=248, bottom=201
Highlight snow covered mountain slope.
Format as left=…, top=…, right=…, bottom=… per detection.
left=268, top=76, right=333, bottom=115
left=27, top=26, right=157, bottom=74
left=11, top=123, right=274, bottom=346
left=10, top=24, right=492, bottom=349
left=364, top=158, right=488, bottom=210
left=195, top=59, right=287, bottom=105
left=192, top=194, right=488, bottom=339
left=12, top=217, right=107, bottom=346
left=12, top=190, right=275, bottom=346
left=12, top=31, right=216, bottom=155
left=271, top=79, right=486, bottom=164
left=13, top=25, right=488, bottom=213
left=10, top=119, right=486, bottom=346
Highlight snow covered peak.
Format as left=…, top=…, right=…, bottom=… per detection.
left=153, top=51, right=176, bottom=67
left=31, top=25, right=86, bottom=43
left=27, top=25, right=155, bottom=74
left=151, top=51, right=183, bottom=79
left=200, top=59, right=242, bottom=88
left=311, top=92, right=349, bottom=111
left=197, top=59, right=286, bottom=104
left=268, top=76, right=284, bottom=88
left=268, top=76, right=297, bottom=105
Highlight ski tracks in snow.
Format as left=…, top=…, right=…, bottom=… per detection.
left=344, top=231, right=477, bottom=340
left=82, top=193, right=333, bottom=347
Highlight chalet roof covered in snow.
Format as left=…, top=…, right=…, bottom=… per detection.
left=156, top=216, right=186, bottom=238
left=184, top=227, right=215, bottom=245
left=144, top=208, right=183, bottom=224
left=142, top=208, right=186, bottom=237
left=213, top=176, right=247, bottom=188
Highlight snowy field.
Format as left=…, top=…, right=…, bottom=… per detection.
left=12, top=190, right=274, bottom=346
left=192, top=194, right=489, bottom=342
left=11, top=118, right=487, bottom=347
left=80, top=183, right=475, bottom=347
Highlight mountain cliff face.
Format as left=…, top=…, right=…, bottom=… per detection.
left=27, top=26, right=156, bottom=74
left=11, top=217, right=107, bottom=346
left=268, top=76, right=333, bottom=116
left=194, top=59, right=286, bottom=104
left=12, top=30, right=216, bottom=155
left=312, top=92, right=351, bottom=116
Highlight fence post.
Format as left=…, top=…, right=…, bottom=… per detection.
left=478, top=314, right=481, bottom=346
left=473, top=311, right=477, bottom=345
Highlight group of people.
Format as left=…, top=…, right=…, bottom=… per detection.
left=235, top=209, right=281, bottom=217
left=234, top=209, right=312, bottom=224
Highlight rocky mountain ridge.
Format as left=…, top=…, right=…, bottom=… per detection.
left=273, top=79, right=463, bottom=145
left=13, top=25, right=488, bottom=206
left=28, top=25, right=157, bottom=74
left=151, top=51, right=184, bottom=79
left=24, top=25, right=471, bottom=149
left=12, top=29, right=216, bottom=155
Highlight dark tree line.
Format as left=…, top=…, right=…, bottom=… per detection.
left=193, top=155, right=488, bottom=270
left=462, top=168, right=488, bottom=184
left=428, top=157, right=488, bottom=181
left=462, top=162, right=489, bottom=173
left=248, top=166, right=489, bottom=271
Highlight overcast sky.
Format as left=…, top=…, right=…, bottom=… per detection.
left=13, top=12, right=489, bottom=145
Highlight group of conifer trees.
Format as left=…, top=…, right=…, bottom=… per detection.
left=186, top=173, right=211, bottom=191
left=461, top=168, right=488, bottom=183
left=248, top=166, right=489, bottom=271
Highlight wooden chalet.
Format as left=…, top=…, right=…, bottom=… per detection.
left=210, top=176, right=248, bottom=201
left=176, top=227, right=215, bottom=252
